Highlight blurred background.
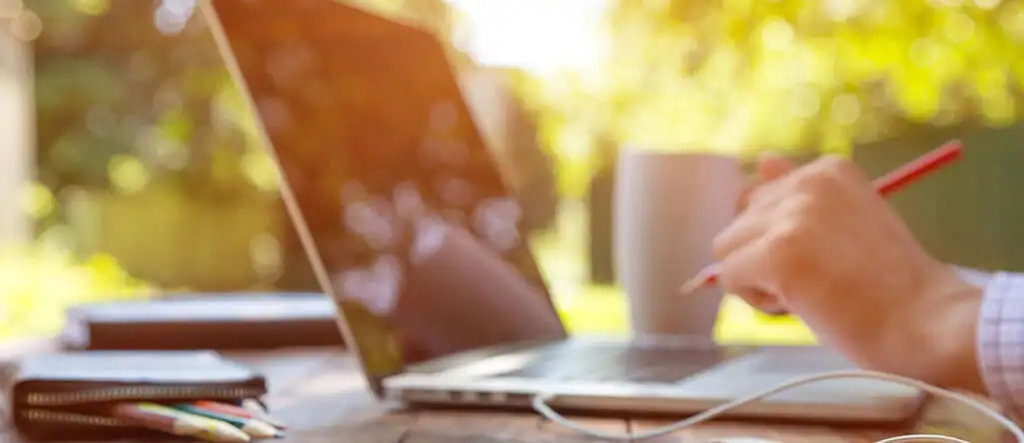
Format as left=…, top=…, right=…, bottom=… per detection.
left=1, top=0, right=1023, bottom=343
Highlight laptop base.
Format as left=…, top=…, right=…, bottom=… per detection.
left=384, top=338, right=925, bottom=424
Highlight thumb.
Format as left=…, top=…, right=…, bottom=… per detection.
left=739, top=291, right=790, bottom=316
left=758, top=154, right=797, bottom=182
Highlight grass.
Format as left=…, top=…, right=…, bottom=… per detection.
left=554, top=284, right=817, bottom=345
left=533, top=201, right=817, bottom=345
left=0, top=247, right=152, bottom=341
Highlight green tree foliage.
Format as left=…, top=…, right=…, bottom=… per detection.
left=30, top=0, right=458, bottom=208
left=512, top=0, right=1024, bottom=198
left=601, top=0, right=1024, bottom=157
left=30, top=0, right=276, bottom=206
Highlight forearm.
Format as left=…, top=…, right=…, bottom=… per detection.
left=914, top=265, right=1024, bottom=418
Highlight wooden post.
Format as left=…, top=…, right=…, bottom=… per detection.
left=0, top=18, right=33, bottom=246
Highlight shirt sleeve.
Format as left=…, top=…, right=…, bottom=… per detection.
left=977, top=272, right=1024, bottom=417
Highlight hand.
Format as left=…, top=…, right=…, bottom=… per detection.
left=734, top=154, right=797, bottom=315
left=713, top=155, right=985, bottom=391
left=736, top=154, right=798, bottom=214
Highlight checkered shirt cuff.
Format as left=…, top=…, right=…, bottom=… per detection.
left=978, top=272, right=1024, bottom=418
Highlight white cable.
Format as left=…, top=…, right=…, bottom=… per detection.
left=532, top=370, right=1024, bottom=443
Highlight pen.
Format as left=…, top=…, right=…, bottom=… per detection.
left=679, top=139, right=964, bottom=295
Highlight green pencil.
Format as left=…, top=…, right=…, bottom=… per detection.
left=172, top=404, right=282, bottom=439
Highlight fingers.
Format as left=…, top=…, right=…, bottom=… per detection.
left=739, top=289, right=789, bottom=315
left=735, top=185, right=755, bottom=214
left=757, top=155, right=797, bottom=181
left=717, top=240, right=785, bottom=314
left=762, top=306, right=790, bottom=316
left=812, top=154, right=868, bottom=183
left=712, top=212, right=767, bottom=261
left=736, top=155, right=798, bottom=214
left=715, top=188, right=806, bottom=261
left=714, top=221, right=797, bottom=315
left=717, top=155, right=818, bottom=315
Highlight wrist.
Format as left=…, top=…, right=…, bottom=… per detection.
left=915, top=273, right=985, bottom=393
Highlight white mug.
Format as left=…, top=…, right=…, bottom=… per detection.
left=613, top=147, right=744, bottom=343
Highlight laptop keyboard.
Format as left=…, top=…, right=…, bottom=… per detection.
left=746, top=346, right=853, bottom=374
left=496, top=341, right=729, bottom=384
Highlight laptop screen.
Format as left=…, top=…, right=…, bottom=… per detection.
left=203, top=0, right=567, bottom=392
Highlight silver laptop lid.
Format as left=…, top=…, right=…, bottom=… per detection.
left=202, top=0, right=567, bottom=396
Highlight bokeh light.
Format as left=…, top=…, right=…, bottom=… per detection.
left=108, top=155, right=151, bottom=194
left=448, top=0, right=609, bottom=76
left=70, top=0, right=110, bottom=16
left=9, top=7, right=42, bottom=41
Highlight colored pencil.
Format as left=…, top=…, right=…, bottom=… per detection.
left=111, top=402, right=251, bottom=443
left=241, top=399, right=270, bottom=418
left=192, top=400, right=286, bottom=429
left=679, top=139, right=964, bottom=295
left=173, top=404, right=282, bottom=439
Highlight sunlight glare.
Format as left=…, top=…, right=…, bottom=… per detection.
left=447, top=0, right=609, bottom=76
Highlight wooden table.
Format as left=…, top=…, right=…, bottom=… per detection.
left=0, top=340, right=1011, bottom=442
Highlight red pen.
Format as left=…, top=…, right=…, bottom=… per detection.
left=679, top=139, right=963, bottom=295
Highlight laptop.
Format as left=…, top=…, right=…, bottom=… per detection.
left=200, top=0, right=924, bottom=423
